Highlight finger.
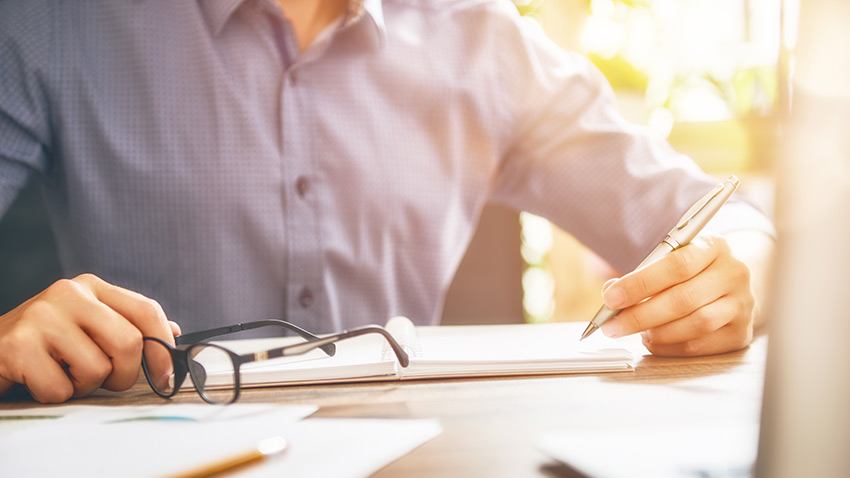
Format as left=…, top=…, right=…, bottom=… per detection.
left=602, top=262, right=730, bottom=337
left=73, top=300, right=144, bottom=392
left=642, top=297, right=739, bottom=345
left=35, top=276, right=145, bottom=392
left=46, top=321, right=114, bottom=397
left=603, top=237, right=724, bottom=310
left=73, top=274, right=174, bottom=345
left=20, top=349, right=75, bottom=404
left=169, top=321, right=182, bottom=337
left=601, top=278, right=618, bottom=293
left=642, top=323, right=753, bottom=357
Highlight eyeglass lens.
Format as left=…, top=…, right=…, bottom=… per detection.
left=142, top=339, right=177, bottom=396
left=186, top=344, right=237, bottom=404
left=142, top=340, right=238, bottom=404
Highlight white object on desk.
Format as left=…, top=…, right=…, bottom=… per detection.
left=196, top=317, right=633, bottom=388
left=0, top=403, right=317, bottom=434
left=539, top=423, right=758, bottom=478
left=0, top=405, right=441, bottom=478
left=240, top=419, right=441, bottom=478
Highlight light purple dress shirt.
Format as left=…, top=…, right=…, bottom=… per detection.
left=0, top=0, right=772, bottom=333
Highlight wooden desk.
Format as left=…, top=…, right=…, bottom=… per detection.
left=0, top=337, right=766, bottom=477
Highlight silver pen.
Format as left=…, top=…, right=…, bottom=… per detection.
left=580, top=175, right=742, bottom=341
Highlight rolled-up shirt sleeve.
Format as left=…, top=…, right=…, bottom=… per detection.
left=0, top=1, right=52, bottom=217
left=490, top=12, right=774, bottom=273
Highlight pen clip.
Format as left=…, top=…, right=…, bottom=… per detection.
left=674, top=183, right=726, bottom=230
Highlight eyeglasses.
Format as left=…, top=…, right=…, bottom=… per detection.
left=141, top=320, right=410, bottom=404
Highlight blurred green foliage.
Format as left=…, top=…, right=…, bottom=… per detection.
left=586, top=53, right=648, bottom=93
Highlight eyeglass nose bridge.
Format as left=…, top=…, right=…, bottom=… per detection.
left=187, top=357, right=208, bottom=393
left=170, top=349, right=191, bottom=393
left=172, top=352, right=219, bottom=401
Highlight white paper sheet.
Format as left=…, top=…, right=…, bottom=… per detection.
left=199, top=320, right=633, bottom=388
left=402, top=322, right=633, bottom=378
left=240, top=419, right=442, bottom=478
left=536, top=374, right=763, bottom=478
left=0, top=407, right=441, bottom=478
left=0, top=403, right=316, bottom=423
left=539, top=422, right=758, bottom=478
left=208, top=334, right=399, bottom=386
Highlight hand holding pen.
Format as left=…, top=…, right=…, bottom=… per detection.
left=580, top=176, right=772, bottom=356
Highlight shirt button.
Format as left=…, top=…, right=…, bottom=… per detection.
left=295, top=176, right=310, bottom=198
left=298, top=287, right=314, bottom=308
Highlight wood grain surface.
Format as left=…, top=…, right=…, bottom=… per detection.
left=0, top=337, right=767, bottom=477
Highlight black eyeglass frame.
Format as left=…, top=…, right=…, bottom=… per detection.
left=141, top=320, right=410, bottom=404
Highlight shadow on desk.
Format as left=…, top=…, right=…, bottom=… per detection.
left=597, top=332, right=766, bottom=387
left=540, top=460, right=589, bottom=478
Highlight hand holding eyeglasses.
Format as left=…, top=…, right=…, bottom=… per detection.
left=0, top=272, right=408, bottom=405
left=0, top=274, right=180, bottom=403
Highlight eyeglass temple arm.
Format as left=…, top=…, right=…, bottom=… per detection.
left=176, top=319, right=336, bottom=356
left=239, top=325, right=410, bottom=367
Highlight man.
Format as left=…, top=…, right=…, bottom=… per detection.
left=0, top=0, right=774, bottom=403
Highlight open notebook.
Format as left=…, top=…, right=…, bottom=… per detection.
left=198, top=317, right=633, bottom=388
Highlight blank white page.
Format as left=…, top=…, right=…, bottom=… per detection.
left=402, top=322, right=633, bottom=378
left=203, top=334, right=398, bottom=387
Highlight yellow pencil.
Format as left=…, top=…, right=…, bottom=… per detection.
left=169, top=436, right=288, bottom=478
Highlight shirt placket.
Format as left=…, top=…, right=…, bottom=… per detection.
left=278, top=23, right=327, bottom=333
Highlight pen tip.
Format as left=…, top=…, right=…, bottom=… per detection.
left=580, top=323, right=598, bottom=341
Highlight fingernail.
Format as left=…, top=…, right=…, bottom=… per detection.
left=603, top=286, right=626, bottom=309
left=601, top=320, right=622, bottom=338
